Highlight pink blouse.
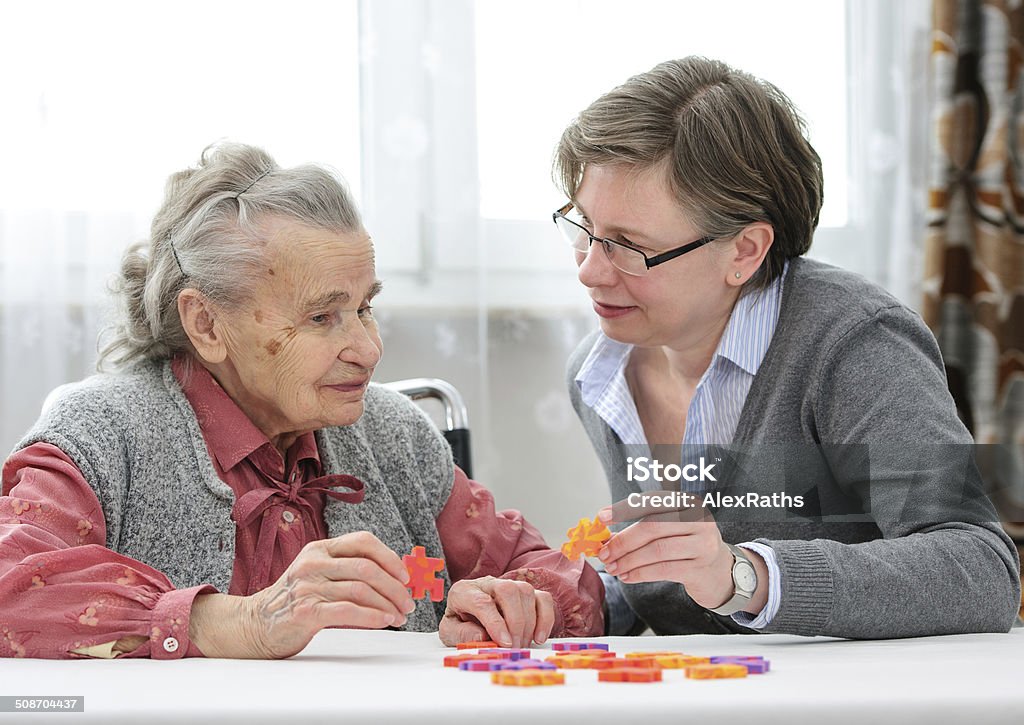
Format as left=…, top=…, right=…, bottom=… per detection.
left=0, top=360, right=603, bottom=659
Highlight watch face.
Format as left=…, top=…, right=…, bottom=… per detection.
left=735, top=562, right=757, bottom=592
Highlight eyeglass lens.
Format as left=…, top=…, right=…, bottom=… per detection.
left=555, top=214, right=647, bottom=275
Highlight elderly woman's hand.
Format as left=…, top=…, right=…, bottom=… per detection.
left=439, top=576, right=556, bottom=648
left=190, top=531, right=415, bottom=659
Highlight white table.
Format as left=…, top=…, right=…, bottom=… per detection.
left=1, top=628, right=1021, bottom=724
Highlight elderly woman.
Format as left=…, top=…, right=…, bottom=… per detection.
left=555, top=57, right=1020, bottom=637
left=0, top=143, right=602, bottom=659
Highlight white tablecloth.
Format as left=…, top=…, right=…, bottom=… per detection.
left=1, top=628, right=1021, bottom=724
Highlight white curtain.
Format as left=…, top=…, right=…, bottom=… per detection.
left=0, top=0, right=363, bottom=464
left=0, top=211, right=120, bottom=450
left=851, top=0, right=934, bottom=306
left=0, top=0, right=932, bottom=544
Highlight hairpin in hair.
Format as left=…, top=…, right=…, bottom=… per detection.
left=168, top=236, right=187, bottom=277
left=235, top=169, right=272, bottom=199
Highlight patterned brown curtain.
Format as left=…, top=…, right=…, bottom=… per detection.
left=926, top=0, right=1024, bottom=616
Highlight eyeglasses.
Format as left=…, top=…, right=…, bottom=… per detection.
left=552, top=202, right=715, bottom=276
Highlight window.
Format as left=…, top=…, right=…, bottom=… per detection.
left=475, top=0, right=848, bottom=227
left=363, top=0, right=894, bottom=307
left=0, top=0, right=361, bottom=301
left=1, top=0, right=912, bottom=309
left=471, top=0, right=851, bottom=306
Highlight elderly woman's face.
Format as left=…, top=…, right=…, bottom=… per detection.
left=573, top=163, right=737, bottom=351
left=216, top=219, right=382, bottom=438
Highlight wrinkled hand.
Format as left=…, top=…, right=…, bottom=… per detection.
left=439, top=576, right=556, bottom=648
left=231, top=531, right=416, bottom=659
left=596, top=499, right=735, bottom=611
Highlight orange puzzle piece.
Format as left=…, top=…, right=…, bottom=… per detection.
left=560, top=516, right=611, bottom=560
left=652, top=654, right=710, bottom=669
left=625, top=651, right=709, bottom=669
left=491, top=670, right=565, bottom=687
left=598, top=667, right=663, bottom=683
left=455, top=640, right=499, bottom=650
left=403, top=546, right=445, bottom=601
left=546, top=654, right=602, bottom=669
left=686, top=664, right=749, bottom=679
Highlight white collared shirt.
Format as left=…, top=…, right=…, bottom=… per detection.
left=576, top=262, right=789, bottom=632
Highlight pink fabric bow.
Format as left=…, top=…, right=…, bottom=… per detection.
left=232, top=473, right=366, bottom=594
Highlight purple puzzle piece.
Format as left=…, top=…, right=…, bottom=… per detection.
left=459, top=660, right=501, bottom=671
left=709, top=656, right=770, bottom=674
left=552, top=642, right=610, bottom=652
left=477, top=648, right=532, bottom=660
left=492, top=659, right=558, bottom=671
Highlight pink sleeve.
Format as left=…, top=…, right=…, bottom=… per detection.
left=435, top=466, right=605, bottom=637
left=0, top=442, right=215, bottom=659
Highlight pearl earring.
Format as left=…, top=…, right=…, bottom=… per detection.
left=734, top=272, right=742, bottom=279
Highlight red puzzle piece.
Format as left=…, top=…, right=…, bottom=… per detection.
left=403, top=545, right=445, bottom=601
left=443, top=652, right=505, bottom=667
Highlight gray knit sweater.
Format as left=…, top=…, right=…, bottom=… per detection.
left=18, top=360, right=454, bottom=632
left=568, top=257, right=1021, bottom=638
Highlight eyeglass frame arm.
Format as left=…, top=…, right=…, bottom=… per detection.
left=552, top=203, right=715, bottom=271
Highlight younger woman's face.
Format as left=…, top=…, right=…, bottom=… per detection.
left=574, top=163, right=738, bottom=352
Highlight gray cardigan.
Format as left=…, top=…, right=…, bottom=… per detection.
left=18, top=360, right=455, bottom=632
left=568, top=257, right=1020, bottom=638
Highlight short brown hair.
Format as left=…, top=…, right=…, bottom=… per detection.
left=554, top=57, right=823, bottom=290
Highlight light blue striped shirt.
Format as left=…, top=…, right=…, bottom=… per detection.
left=576, top=263, right=788, bottom=634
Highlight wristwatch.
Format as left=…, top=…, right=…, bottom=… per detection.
left=708, top=543, right=758, bottom=616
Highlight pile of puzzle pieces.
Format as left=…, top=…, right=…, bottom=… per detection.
left=407, top=544, right=774, bottom=687
left=445, top=641, right=771, bottom=687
